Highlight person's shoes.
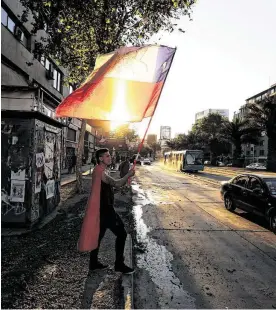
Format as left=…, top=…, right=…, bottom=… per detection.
left=89, top=262, right=109, bottom=271
left=115, top=263, right=135, bottom=275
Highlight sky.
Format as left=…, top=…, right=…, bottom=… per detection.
left=134, top=0, right=276, bottom=139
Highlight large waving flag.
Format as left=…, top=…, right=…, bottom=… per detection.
left=55, top=45, right=176, bottom=124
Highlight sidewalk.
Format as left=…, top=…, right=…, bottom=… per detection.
left=1, top=173, right=134, bottom=309
left=61, top=164, right=93, bottom=186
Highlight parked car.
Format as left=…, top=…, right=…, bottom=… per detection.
left=204, top=161, right=211, bottom=165
left=143, top=158, right=151, bottom=165
left=246, top=163, right=266, bottom=170
left=218, top=161, right=225, bottom=167
left=220, top=174, right=276, bottom=233
left=227, top=163, right=233, bottom=167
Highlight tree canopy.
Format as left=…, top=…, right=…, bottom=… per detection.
left=221, top=117, right=259, bottom=165
left=111, top=124, right=138, bottom=142
left=19, top=0, right=196, bottom=191
left=20, top=0, right=195, bottom=84
left=246, top=94, right=276, bottom=171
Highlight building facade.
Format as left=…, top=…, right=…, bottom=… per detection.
left=147, top=134, right=157, bottom=145
left=233, top=83, right=276, bottom=165
left=159, top=126, right=171, bottom=154
left=195, top=109, right=229, bottom=122
left=160, top=126, right=171, bottom=140
left=1, top=0, right=98, bottom=227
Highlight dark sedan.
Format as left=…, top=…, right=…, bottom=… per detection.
left=220, top=174, right=276, bottom=233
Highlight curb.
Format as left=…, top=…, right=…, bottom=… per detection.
left=61, top=168, right=93, bottom=186
left=122, top=234, right=134, bottom=310
left=158, top=163, right=222, bottom=187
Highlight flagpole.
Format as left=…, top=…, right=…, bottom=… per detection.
left=132, top=47, right=177, bottom=170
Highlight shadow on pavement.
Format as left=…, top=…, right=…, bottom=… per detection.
left=80, top=270, right=107, bottom=309
left=235, top=210, right=270, bottom=230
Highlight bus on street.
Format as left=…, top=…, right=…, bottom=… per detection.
left=164, top=150, right=204, bottom=172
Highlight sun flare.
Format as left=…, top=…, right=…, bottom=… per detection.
left=109, top=79, right=131, bottom=131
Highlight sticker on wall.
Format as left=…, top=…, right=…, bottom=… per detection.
left=36, top=153, right=45, bottom=168
left=10, top=180, right=25, bottom=202
left=45, top=162, right=54, bottom=179
left=45, top=139, right=54, bottom=178
left=30, top=204, right=40, bottom=222
left=35, top=172, right=42, bottom=194
left=45, top=180, right=55, bottom=199
left=11, top=169, right=26, bottom=181
left=12, top=136, right=18, bottom=145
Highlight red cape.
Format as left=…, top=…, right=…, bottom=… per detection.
left=78, top=164, right=105, bottom=252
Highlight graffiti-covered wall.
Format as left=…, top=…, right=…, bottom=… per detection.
left=1, top=117, right=62, bottom=227
left=1, top=119, right=33, bottom=224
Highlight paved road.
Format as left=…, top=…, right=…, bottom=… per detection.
left=132, top=164, right=276, bottom=309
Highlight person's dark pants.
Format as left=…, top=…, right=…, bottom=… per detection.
left=89, top=212, right=127, bottom=269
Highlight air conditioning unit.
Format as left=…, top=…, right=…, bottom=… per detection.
left=46, top=68, right=54, bottom=80
left=15, top=27, right=24, bottom=41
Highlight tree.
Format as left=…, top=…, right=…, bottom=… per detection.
left=148, top=142, right=161, bottom=159
left=111, top=124, right=138, bottom=142
left=246, top=94, right=276, bottom=171
left=192, top=113, right=230, bottom=163
left=222, top=118, right=259, bottom=167
left=166, top=134, right=188, bottom=150
left=20, top=0, right=196, bottom=192
left=166, top=139, right=178, bottom=150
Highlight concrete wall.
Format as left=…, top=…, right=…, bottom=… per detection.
left=2, top=0, right=70, bottom=99
left=1, top=26, right=66, bottom=100
left=1, top=89, right=36, bottom=111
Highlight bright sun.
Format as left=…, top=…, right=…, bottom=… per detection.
left=109, top=80, right=131, bottom=130
left=110, top=120, right=128, bottom=131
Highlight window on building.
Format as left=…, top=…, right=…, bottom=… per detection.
left=259, top=150, right=265, bottom=156
left=7, top=17, right=15, bottom=32
left=1, top=7, right=8, bottom=26
left=2, top=6, right=30, bottom=48
left=53, top=69, right=62, bottom=92
left=45, top=58, right=50, bottom=70
left=259, top=140, right=264, bottom=146
left=246, top=151, right=250, bottom=156
left=44, top=21, right=49, bottom=32
left=40, top=55, right=45, bottom=66
left=40, top=55, right=62, bottom=92
left=67, top=128, right=76, bottom=142
left=261, top=94, right=267, bottom=100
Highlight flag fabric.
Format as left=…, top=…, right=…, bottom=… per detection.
left=78, top=164, right=104, bottom=252
left=55, top=45, right=176, bottom=124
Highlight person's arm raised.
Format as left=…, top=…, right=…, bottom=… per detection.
left=102, top=169, right=135, bottom=188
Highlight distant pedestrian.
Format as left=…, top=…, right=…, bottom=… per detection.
left=71, top=154, right=77, bottom=173
left=119, top=157, right=130, bottom=178
left=111, top=157, right=116, bottom=170
left=78, top=148, right=135, bottom=274
left=67, top=156, right=72, bottom=174
left=91, top=156, right=97, bottom=167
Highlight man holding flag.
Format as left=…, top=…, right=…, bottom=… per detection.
left=55, top=44, right=176, bottom=274
left=81, top=148, right=135, bottom=274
